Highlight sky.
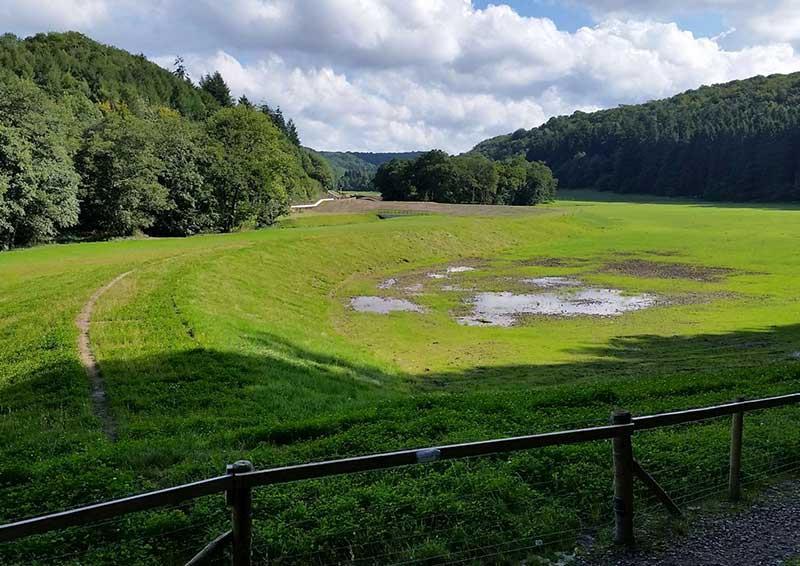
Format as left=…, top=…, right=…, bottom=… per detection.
left=2, top=1, right=800, bottom=153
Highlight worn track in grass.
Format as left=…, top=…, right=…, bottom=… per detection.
left=76, top=271, right=132, bottom=441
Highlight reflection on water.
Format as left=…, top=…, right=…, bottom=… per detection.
left=350, top=296, right=425, bottom=314
left=522, top=276, right=583, bottom=288
left=458, top=288, right=656, bottom=327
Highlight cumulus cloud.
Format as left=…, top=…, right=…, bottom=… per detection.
left=0, top=0, right=108, bottom=31
left=3, top=0, right=800, bottom=151
left=749, top=1, right=800, bottom=44
left=570, top=0, right=800, bottom=47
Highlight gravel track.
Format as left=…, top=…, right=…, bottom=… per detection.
left=581, top=480, right=800, bottom=565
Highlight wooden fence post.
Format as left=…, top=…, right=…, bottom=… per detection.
left=729, top=397, right=745, bottom=502
left=611, top=411, right=635, bottom=546
left=227, top=460, right=254, bottom=566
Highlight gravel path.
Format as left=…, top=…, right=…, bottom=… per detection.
left=581, top=481, right=800, bottom=566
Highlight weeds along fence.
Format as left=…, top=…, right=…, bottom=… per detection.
left=1, top=392, right=799, bottom=565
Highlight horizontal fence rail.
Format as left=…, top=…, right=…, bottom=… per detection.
left=0, top=424, right=631, bottom=543
left=1, top=391, right=799, bottom=565
left=239, top=423, right=633, bottom=489
left=632, top=393, right=800, bottom=430
left=0, top=476, right=231, bottom=543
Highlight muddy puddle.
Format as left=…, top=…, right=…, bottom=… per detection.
left=350, top=296, right=425, bottom=314
left=354, top=262, right=662, bottom=326
left=458, top=288, right=656, bottom=327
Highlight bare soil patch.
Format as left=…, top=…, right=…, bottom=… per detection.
left=294, top=198, right=547, bottom=217
left=517, top=256, right=591, bottom=268
left=603, top=259, right=736, bottom=282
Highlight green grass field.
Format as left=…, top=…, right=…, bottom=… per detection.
left=1, top=194, right=799, bottom=564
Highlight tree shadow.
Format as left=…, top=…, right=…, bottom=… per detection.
left=1, top=324, right=800, bottom=565
left=558, top=188, right=800, bottom=211
left=3, top=324, right=799, bottom=463
left=421, top=324, right=800, bottom=391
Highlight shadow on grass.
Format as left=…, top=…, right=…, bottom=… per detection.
left=558, top=188, right=800, bottom=211
left=2, top=325, right=799, bottom=462
left=1, top=326, right=800, bottom=564
left=421, top=324, right=800, bottom=391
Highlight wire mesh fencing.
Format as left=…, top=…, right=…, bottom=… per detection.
left=2, top=396, right=799, bottom=565
left=247, top=443, right=615, bottom=565
left=0, top=494, right=230, bottom=565
left=631, top=403, right=800, bottom=529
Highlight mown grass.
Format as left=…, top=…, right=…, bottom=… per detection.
left=1, top=195, right=799, bottom=564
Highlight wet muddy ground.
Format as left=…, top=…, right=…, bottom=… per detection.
left=345, top=256, right=719, bottom=326
left=603, top=259, right=736, bottom=282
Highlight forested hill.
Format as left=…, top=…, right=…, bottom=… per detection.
left=472, top=72, right=800, bottom=201
left=318, top=151, right=424, bottom=190
left=0, top=32, right=335, bottom=249
left=0, top=31, right=213, bottom=118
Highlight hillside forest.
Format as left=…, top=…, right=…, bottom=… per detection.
left=473, top=72, right=800, bottom=201
left=0, top=32, right=335, bottom=249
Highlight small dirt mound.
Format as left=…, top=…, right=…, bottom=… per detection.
left=603, top=260, right=735, bottom=282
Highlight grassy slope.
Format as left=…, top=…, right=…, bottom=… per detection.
left=1, top=196, right=799, bottom=563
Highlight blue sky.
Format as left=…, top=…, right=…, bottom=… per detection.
left=473, top=1, right=728, bottom=38
left=473, top=0, right=595, bottom=30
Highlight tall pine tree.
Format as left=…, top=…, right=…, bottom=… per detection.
left=199, top=71, right=233, bottom=107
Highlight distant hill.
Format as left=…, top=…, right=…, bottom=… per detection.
left=472, top=73, right=800, bottom=201
left=318, top=151, right=425, bottom=190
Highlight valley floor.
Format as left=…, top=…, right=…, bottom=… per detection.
left=1, top=192, right=799, bottom=563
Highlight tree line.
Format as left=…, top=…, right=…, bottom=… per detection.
left=0, top=32, right=334, bottom=249
left=472, top=72, right=800, bottom=201
left=373, top=150, right=556, bottom=205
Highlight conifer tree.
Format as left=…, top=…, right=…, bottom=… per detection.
left=199, top=71, right=233, bottom=107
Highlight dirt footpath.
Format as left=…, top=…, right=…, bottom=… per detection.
left=76, top=271, right=132, bottom=440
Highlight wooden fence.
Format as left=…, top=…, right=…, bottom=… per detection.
left=1, top=392, right=799, bottom=565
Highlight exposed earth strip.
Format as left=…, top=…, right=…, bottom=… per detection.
left=76, top=271, right=132, bottom=441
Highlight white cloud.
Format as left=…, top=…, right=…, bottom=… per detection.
left=570, top=0, right=800, bottom=47
left=0, top=0, right=108, bottom=31
left=749, top=1, right=800, bottom=44
left=3, top=0, right=800, bottom=151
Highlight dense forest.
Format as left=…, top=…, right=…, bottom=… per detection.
left=374, top=151, right=556, bottom=205
left=473, top=73, right=800, bottom=201
left=0, top=32, right=334, bottom=249
left=318, top=151, right=424, bottom=191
